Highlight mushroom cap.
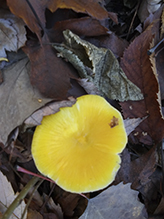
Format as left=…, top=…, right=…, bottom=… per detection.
left=32, top=95, right=127, bottom=193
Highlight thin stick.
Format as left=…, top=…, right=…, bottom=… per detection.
left=21, top=178, right=44, bottom=219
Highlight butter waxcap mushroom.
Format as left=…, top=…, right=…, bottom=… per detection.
left=32, top=95, right=127, bottom=193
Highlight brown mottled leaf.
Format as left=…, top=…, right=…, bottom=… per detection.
left=121, top=20, right=164, bottom=144
left=54, top=30, right=143, bottom=101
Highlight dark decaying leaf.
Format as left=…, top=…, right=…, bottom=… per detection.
left=79, top=182, right=147, bottom=219
left=23, top=34, right=76, bottom=99
left=46, top=0, right=109, bottom=20
left=115, top=147, right=157, bottom=189
left=7, top=0, right=110, bottom=41
left=114, top=147, right=161, bottom=214
left=54, top=30, right=143, bottom=101
left=7, top=0, right=43, bottom=41
left=121, top=20, right=164, bottom=144
left=49, top=17, right=109, bottom=43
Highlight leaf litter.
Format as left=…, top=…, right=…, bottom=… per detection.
left=1, top=1, right=164, bottom=219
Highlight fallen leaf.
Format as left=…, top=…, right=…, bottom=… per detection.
left=7, top=0, right=110, bottom=41
left=124, top=117, right=147, bottom=136
left=121, top=20, right=164, bottom=144
left=53, top=30, right=143, bottom=101
left=49, top=17, right=109, bottom=43
left=85, top=33, right=129, bottom=58
left=7, top=0, right=43, bottom=40
left=43, top=194, right=63, bottom=219
left=138, top=0, right=162, bottom=22
left=23, top=34, right=76, bottom=99
left=7, top=0, right=111, bottom=99
left=0, top=171, right=27, bottom=218
left=52, top=187, right=85, bottom=218
left=79, top=182, right=147, bottom=219
left=27, top=209, right=43, bottom=219
left=0, top=9, right=26, bottom=58
left=44, top=0, right=109, bottom=21
left=0, top=57, right=53, bottom=144
left=115, top=147, right=157, bottom=190
left=23, top=97, right=76, bottom=129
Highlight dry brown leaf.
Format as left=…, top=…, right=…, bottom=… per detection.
left=7, top=0, right=109, bottom=40
left=49, top=17, right=109, bottom=43
left=23, top=34, right=75, bottom=99
left=121, top=20, right=164, bottom=144
left=47, top=0, right=109, bottom=20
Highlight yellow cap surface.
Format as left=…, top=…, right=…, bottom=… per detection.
left=32, top=95, right=127, bottom=193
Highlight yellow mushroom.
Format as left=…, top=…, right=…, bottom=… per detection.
left=32, top=95, right=127, bottom=193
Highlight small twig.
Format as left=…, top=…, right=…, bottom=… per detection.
left=2, top=176, right=40, bottom=219
left=21, top=178, right=44, bottom=219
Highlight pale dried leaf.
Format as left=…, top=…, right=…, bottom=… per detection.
left=0, top=58, right=53, bottom=144
left=79, top=182, right=147, bottom=219
left=0, top=171, right=27, bottom=218
left=0, top=9, right=26, bottom=58
left=23, top=97, right=76, bottom=129
left=54, top=30, right=143, bottom=101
